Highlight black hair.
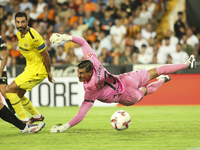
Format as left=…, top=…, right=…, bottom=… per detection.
left=87, top=27, right=94, bottom=31
left=182, top=34, right=186, bottom=36
left=105, top=8, right=111, bottom=12
left=141, top=44, right=147, bottom=48
left=100, top=30, right=106, bottom=35
left=114, top=16, right=121, bottom=20
left=77, top=60, right=93, bottom=72
left=87, top=40, right=92, bottom=46
left=15, top=12, right=28, bottom=20
left=165, top=37, right=170, bottom=40
left=178, top=11, right=183, bottom=15
left=25, top=8, right=30, bottom=11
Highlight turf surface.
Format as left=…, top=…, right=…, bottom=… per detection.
left=0, top=106, right=200, bottom=150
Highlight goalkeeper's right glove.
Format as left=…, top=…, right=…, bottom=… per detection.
left=50, top=124, right=68, bottom=133
left=50, top=33, right=72, bottom=44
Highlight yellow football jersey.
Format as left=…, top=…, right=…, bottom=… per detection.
left=17, top=28, right=47, bottom=76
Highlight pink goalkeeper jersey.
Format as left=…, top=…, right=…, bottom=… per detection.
left=72, top=36, right=124, bottom=103
left=68, top=36, right=125, bottom=128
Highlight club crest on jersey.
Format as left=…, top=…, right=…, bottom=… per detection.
left=87, top=53, right=93, bottom=59
left=24, top=43, right=28, bottom=48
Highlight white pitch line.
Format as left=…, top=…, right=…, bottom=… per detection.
left=187, top=147, right=200, bottom=150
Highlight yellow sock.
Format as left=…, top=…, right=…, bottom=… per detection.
left=6, top=93, right=28, bottom=120
left=20, top=96, right=39, bottom=116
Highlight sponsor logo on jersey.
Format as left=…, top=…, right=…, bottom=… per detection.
left=34, top=40, right=38, bottom=42
left=24, top=43, right=28, bottom=48
left=19, top=47, right=29, bottom=51
left=87, top=53, right=93, bottom=59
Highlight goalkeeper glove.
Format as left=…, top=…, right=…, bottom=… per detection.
left=50, top=33, right=72, bottom=44
left=50, top=124, right=70, bottom=133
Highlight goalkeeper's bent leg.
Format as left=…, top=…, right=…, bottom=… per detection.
left=146, top=80, right=164, bottom=95
left=156, top=64, right=186, bottom=76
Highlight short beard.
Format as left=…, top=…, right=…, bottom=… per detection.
left=17, top=26, right=27, bottom=33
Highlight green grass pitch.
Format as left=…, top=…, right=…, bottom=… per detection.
left=0, top=106, right=200, bottom=150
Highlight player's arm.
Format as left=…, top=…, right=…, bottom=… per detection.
left=50, top=33, right=97, bottom=60
left=68, top=100, right=94, bottom=127
left=40, top=49, right=55, bottom=83
left=50, top=90, right=98, bottom=133
left=50, top=101, right=94, bottom=133
left=0, top=37, right=8, bottom=79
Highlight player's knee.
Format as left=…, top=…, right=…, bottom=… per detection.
left=5, top=85, right=13, bottom=94
left=148, top=68, right=159, bottom=80
left=17, top=89, right=26, bottom=98
left=5, top=85, right=9, bottom=93
left=18, top=93, right=24, bottom=98
left=5, top=85, right=19, bottom=94
left=139, top=87, right=147, bottom=96
left=0, top=101, right=4, bottom=109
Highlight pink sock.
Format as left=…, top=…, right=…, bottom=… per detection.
left=146, top=80, right=164, bottom=95
left=156, top=64, right=186, bottom=76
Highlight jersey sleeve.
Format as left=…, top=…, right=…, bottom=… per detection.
left=84, top=89, right=99, bottom=102
left=72, top=36, right=100, bottom=65
left=0, top=36, right=7, bottom=51
left=68, top=101, right=94, bottom=127
left=30, top=29, right=46, bottom=53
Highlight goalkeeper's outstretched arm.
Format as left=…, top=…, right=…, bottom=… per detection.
left=50, top=101, right=94, bottom=133
left=68, top=101, right=93, bottom=127
left=50, top=33, right=98, bottom=61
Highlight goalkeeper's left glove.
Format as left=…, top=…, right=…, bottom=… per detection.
left=50, top=33, right=72, bottom=44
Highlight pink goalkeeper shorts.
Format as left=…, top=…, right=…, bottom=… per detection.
left=118, top=69, right=150, bottom=106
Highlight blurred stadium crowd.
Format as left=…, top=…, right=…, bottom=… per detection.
left=0, top=0, right=199, bottom=67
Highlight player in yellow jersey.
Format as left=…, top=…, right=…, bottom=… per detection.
left=5, top=12, right=55, bottom=123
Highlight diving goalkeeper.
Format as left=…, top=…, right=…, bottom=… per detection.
left=49, top=33, right=196, bottom=133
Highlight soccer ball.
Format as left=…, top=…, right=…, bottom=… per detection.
left=110, top=110, right=131, bottom=131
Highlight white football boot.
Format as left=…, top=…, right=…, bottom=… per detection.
left=187, top=55, right=196, bottom=69
left=157, top=75, right=171, bottom=83
left=21, top=122, right=45, bottom=133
